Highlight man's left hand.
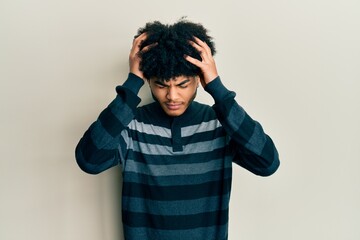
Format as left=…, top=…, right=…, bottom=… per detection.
left=184, top=37, right=219, bottom=87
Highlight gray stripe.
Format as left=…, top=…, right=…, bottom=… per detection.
left=128, top=119, right=171, bottom=138
left=123, top=224, right=228, bottom=240
left=183, top=137, right=227, bottom=153
left=110, top=99, right=134, bottom=126
left=125, top=157, right=232, bottom=176
left=227, top=104, right=246, bottom=133
left=245, top=122, right=267, bottom=155
left=181, top=119, right=222, bottom=137
left=130, top=136, right=227, bottom=155
left=123, top=195, right=230, bottom=215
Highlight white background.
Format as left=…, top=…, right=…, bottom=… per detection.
left=1, top=0, right=359, bottom=239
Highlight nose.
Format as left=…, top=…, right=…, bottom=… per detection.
left=166, top=87, right=179, bottom=101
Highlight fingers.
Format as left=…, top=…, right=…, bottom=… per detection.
left=189, top=37, right=212, bottom=59
left=186, top=36, right=215, bottom=67
left=131, top=33, right=158, bottom=56
left=184, top=54, right=202, bottom=68
left=185, top=36, right=218, bottom=86
left=141, top=42, right=158, bottom=53
left=131, top=33, right=147, bottom=53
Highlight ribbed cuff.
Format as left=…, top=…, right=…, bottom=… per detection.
left=119, top=73, right=145, bottom=95
left=204, top=76, right=233, bottom=103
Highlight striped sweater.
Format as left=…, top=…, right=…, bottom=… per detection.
left=75, top=73, right=280, bottom=240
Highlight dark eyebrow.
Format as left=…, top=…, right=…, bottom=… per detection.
left=154, top=80, right=168, bottom=86
left=154, top=79, right=191, bottom=87
left=176, top=79, right=191, bottom=86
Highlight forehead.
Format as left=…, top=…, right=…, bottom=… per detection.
left=151, top=75, right=197, bottom=83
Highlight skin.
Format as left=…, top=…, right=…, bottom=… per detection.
left=129, top=33, right=219, bottom=116
left=149, top=75, right=199, bottom=117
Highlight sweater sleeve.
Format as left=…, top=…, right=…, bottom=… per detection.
left=205, top=77, right=280, bottom=176
left=75, top=73, right=144, bottom=174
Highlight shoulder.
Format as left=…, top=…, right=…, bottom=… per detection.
left=192, top=101, right=215, bottom=116
left=182, top=101, right=218, bottom=125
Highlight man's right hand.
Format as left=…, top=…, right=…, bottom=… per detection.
left=129, top=33, right=156, bottom=80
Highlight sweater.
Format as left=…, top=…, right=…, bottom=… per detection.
left=75, top=73, right=280, bottom=240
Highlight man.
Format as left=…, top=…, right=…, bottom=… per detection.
left=75, top=19, right=280, bottom=240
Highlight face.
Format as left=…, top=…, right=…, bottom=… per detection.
left=148, top=75, right=200, bottom=117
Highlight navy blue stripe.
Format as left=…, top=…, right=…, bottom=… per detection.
left=232, top=139, right=279, bottom=176
left=75, top=140, right=118, bottom=174
left=122, top=194, right=230, bottom=215
left=171, top=119, right=183, bottom=152
left=127, top=125, right=225, bottom=147
left=99, top=107, right=125, bottom=137
left=123, top=224, right=228, bottom=240
left=260, top=136, right=276, bottom=160
left=122, top=178, right=232, bottom=200
left=79, top=132, right=117, bottom=165
left=230, top=113, right=256, bottom=145
left=127, top=147, right=232, bottom=165
left=122, top=209, right=228, bottom=230
left=128, top=129, right=172, bottom=147
left=123, top=167, right=232, bottom=186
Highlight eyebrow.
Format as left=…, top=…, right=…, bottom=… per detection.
left=176, top=79, right=191, bottom=86
left=154, top=79, right=191, bottom=87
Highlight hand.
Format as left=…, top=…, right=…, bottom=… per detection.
left=129, top=33, right=156, bottom=80
left=184, top=37, right=219, bottom=87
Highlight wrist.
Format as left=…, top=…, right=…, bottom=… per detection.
left=130, top=70, right=144, bottom=81
left=205, top=77, right=235, bottom=103
left=119, top=73, right=145, bottom=95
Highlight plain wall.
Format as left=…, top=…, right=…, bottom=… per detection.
left=1, top=0, right=359, bottom=239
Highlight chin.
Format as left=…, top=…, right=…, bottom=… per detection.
left=164, top=110, right=184, bottom=117
left=161, top=106, right=185, bottom=117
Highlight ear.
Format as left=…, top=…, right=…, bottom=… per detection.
left=195, top=76, right=200, bottom=88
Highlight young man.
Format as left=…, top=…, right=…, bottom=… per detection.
left=75, top=19, right=280, bottom=240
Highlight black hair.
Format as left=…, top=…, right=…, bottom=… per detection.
left=136, top=18, right=216, bottom=81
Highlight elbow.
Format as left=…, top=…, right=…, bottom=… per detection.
left=75, top=146, right=102, bottom=175
left=258, top=161, right=280, bottom=176
left=75, top=143, right=117, bottom=175
left=256, top=143, right=281, bottom=177
left=255, top=157, right=280, bottom=177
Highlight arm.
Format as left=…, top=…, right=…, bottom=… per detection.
left=185, top=37, right=280, bottom=176
left=75, top=33, right=151, bottom=174
left=75, top=74, right=143, bottom=174
left=205, top=78, right=280, bottom=176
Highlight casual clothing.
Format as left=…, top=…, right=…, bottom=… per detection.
left=75, top=73, right=280, bottom=240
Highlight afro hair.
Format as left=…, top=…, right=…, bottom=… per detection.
left=136, top=18, right=216, bottom=81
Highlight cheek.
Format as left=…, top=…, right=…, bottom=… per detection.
left=150, top=88, right=165, bottom=100
left=185, top=87, right=197, bottom=99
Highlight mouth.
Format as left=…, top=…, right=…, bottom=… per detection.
left=165, top=103, right=182, bottom=111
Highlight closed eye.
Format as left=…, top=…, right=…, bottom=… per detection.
left=178, top=84, right=188, bottom=89
left=177, top=79, right=191, bottom=88
left=156, top=84, right=166, bottom=89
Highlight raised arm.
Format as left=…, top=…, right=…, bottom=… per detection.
left=75, top=33, right=152, bottom=174
left=185, top=36, right=280, bottom=176
left=75, top=74, right=143, bottom=174
left=205, top=79, right=280, bottom=176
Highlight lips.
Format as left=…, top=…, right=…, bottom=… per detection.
left=165, top=103, right=182, bottom=110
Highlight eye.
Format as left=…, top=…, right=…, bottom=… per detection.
left=179, top=84, right=188, bottom=89
left=155, top=84, right=166, bottom=89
